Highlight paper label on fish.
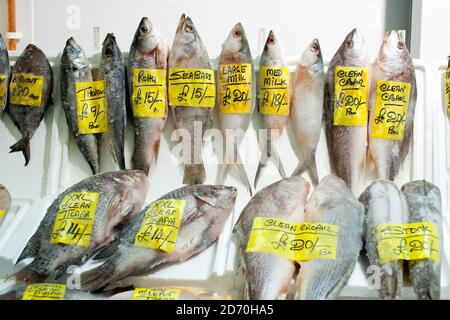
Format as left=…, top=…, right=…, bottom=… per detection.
left=132, top=68, right=167, bottom=118
left=50, top=192, right=99, bottom=248
left=0, top=74, right=7, bottom=108
left=245, top=218, right=338, bottom=261
left=0, top=209, right=5, bottom=220
left=259, top=67, right=290, bottom=115
left=219, top=63, right=252, bottom=113
left=134, top=199, right=186, bottom=253
left=372, top=81, right=410, bottom=140
left=168, top=68, right=216, bottom=107
left=446, top=67, right=450, bottom=114
left=132, top=288, right=181, bottom=300
left=22, top=284, right=66, bottom=300
left=376, top=222, right=440, bottom=264
left=9, top=73, right=45, bottom=107
left=333, top=66, right=368, bottom=126
left=75, top=80, right=108, bottom=134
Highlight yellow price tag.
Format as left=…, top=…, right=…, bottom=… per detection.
left=134, top=199, right=186, bottom=253
left=259, top=66, right=290, bottom=115
left=76, top=80, right=108, bottom=134
left=168, top=68, right=215, bottom=107
left=22, top=284, right=66, bottom=300
left=376, top=222, right=440, bottom=264
left=334, top=67, right=368, bottom=126
left=246, top=218, right=338, bottom=261
left=0, top=74, right=7, bottom=108
left=9, top=73, right=44, bottom=107
left=207, top=295, right=233, bottom=300
left=446, top=67, right=450, bottom=114
left=50, top=192, right=99, bottom=248
left=372, top=81, right=410, bottom=141
left=0, top=209, right=5, bottom=221
left=132, top=288, right=181, bottom=300
left=132, top=68, right=166, bottom=118
left=219, top=64, right=252, bottom=113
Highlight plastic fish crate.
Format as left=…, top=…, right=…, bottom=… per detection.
left=0, top=53, right=448, bottom=299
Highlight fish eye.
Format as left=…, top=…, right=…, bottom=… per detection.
left=268, top=37, right=275, bottom=45
left=233, top=28, right=241, bottom=37
left=185, top=25, right=193, bottom=33
left=346, top=40, right=353, bottom=48
left=140, top=26, right=148, bottom=33
left=311, top=43, right=319, bottom=52
left=397, top=41, right=404, bottom=49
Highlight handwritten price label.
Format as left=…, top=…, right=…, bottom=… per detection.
left=50, top=192, right=99, bottom=248
left=76, top=80, right=108, bottom=134
left=22, top=284, right=66, bottom=300
left=9, top=73, right=44, bottom=107
left=245, top=218, right=338, bottom=261
left=0, top=209, right=5, bottom=221
left=132, top=68, right=166, bottom=118
left=132, top=288, right=181, bottom=300
left=446, top=67, right=450, bottom=114
left=259, top=67, right=290, bottom=115
left=376, top=222, right=440, bottom=264
left=372, top=81, right=410, bottom=140
left=134, top=199, right=186, bottom=253
left=334, top=67, right=368, bottom=126
left=168, top=68, right=215, bottom=107
left=219, top=63, right=252, bottom=113
left=0, top=74, right=7, bottom=108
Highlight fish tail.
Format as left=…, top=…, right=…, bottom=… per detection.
left=13, top=265, right=47, bottom=284
left=131, top=138, right=161, bottom=177
left=254, top=145, right=268, bottom=189
left=292, top=156, right=319, bottom=186
left=220, top=150, right=252, bottom=196
left=183, top=164, right=206, bottom=185
left=81, top=260, right=116, bottom=292
left=9, top=136, right=31, bottom=166
left=269, top=142, right=286, bottom=179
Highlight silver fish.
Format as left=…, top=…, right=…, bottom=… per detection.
left=295, top=175, right=364, bottom=300
left=169, top=14, right=213, bottom=185
left=368, top=31, right=417, bottom=180
left=0, top=183, right=12, bottom=226
left=234, top=176, right=310, bottom=300
left=128, top=17, right=168, bottom=176
left=14, top=170, right=148, bottom=283
left=99, top=34, right=127, bottom=170
left=8, top=44, right=53, bottom=165
left=401, top=180, right=442, bottom=300
left=0, top=33, right=9, bottom=114
left=255, top=31, right=288, bottom=189
left=359, top=180, right=408, bottom=299
left=80, top=184, right=237, bottom=292
left=290, top=39, right=325, bottom=186
left=217, top=23, right=254, bottom=195
left=324, top=29, right=369, bottom=192
left=61, top=37, right=100, bottom=174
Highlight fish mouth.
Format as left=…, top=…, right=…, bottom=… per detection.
left=139, top=17, right=150, bottom=34
left=176, top=13, right=187, bottom=33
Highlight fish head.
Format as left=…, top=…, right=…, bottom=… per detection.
left=174, top=14, right=200, bottom=46
left=340, top=28, right=367, bottom=62
left=261, top=30, right=285, bottom=65
left=221, top=22, right=252, bottom=59
left=133, top=17, right=161, bottom=51
left=378, top=30, right=411, bottom=70
left=102, top=33, right=121, bottom=59
left=300, top=38, right=323, bottom=73
left=62, top=37, right=89, bottom=70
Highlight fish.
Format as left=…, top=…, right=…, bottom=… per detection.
left=290, top=39, right=325, bottom=186
left=128, top=17, right=168, bottom=176
left=0, top=183, right=12, bottom=226
left=401, top=180, right=442, bottom=300
left=109, top=286, right=220, bottom=300
left=0, top=33, right=9, bottom=114
left=80, top=184, right=237, bottom=292
left=217, top=23, right=254, bottom=195
left=234, top=176, right=310, bottom=300
left=13, top=170, right=148, bottom=284
left=0, top=283, right=107, bottom=300
left=324, top=29, right=369, bottom=192
left=61, top=37, right=100, bottom=174
left=358, top=180, right=408, bottom=299
left=8, top=44, right=54, bottom=165
left=295, top=175, right=364, bottom=300
left=99, top=34, right=127, bottom=170
left=368, top=31, right=417, bottom=180
left=169, top=14, right=213, bottom=185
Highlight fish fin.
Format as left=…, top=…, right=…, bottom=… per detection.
left=81, top=260, right=116, bottom=292
left=85, top=240, right=120, bottom=262
left=254, top=147, right=268, bottom=189
left=254, top=144, right=286, bottom=189
left=219, top=163, right=252, bottom=196
left=306, top=156, right=319, bottom=186
left=9, top=136, right=31, bottom=166
left=218, top=163, right=232, bottom=185
left=13, top=265, right=47, bottom=284
left=16, top=232, right=41, bottom=263
left=183, top=164, right=206, bottom=185
left=153, top=138, right=161, bottom=165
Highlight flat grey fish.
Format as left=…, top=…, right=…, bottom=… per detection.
left=217, top=22, right=254, bottom=195
left=359, top=180, right=408, bottom=299
left=61, top=37, right=100, bottom=174
left=0, top=33, right=9, bottom=113
left=290, top=39, right=325, bottom=186
left=0, top=183, right=12, bottom=226
left=8, top=44, right=53, bottom=165
left=295, top=175, right=364, bottom=300
left=80, top=184, right=237, bottom=292
left=169, top=14, right=213, bottom=185
left=13, top=170, right=148, bottom=284
left=324, top=29, right=369, bottom=192
left=254, top=31, right=288, bottom=189
left=99, top=33, right=127, bottom=170
left=128, top=17, right=168, bottom=176
left=401, top=180, right=442, bottom=300
left=368, top=31, right=417, bottom=180
left=234, top=176, right=310, bottom=300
